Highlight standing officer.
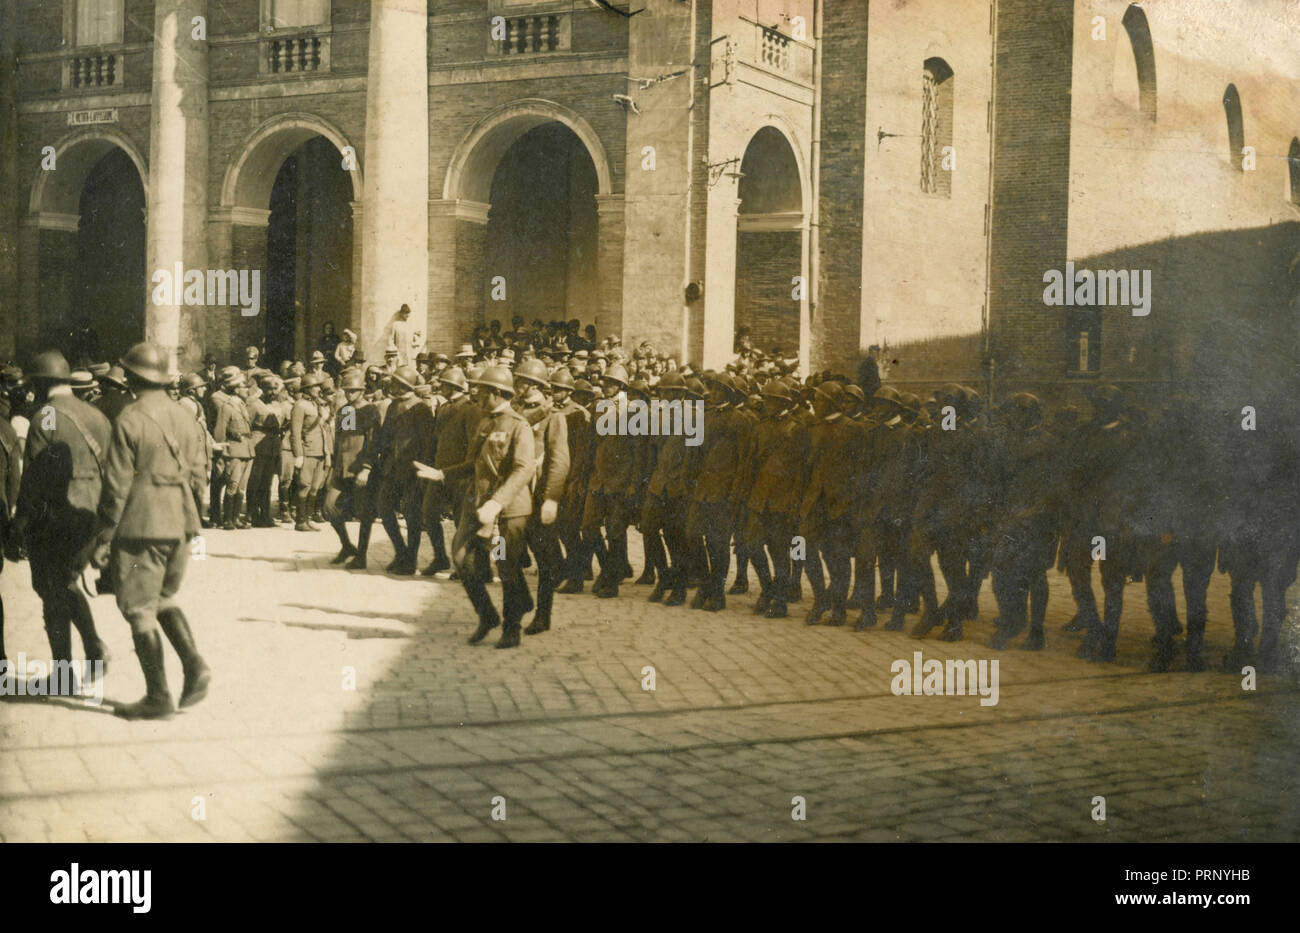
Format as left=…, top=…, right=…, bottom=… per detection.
left=418, top=365, right=535, bottom=649
left=420, top=365, right=480, bottom=576
left=212, top=370, right=254, bottom=529
left=290, top=372, right=330, bottom=532
left=367, top=365, right=434, bottom=574
left=88, top=342, right=209, bottom=720
left=10, top=350, right=111, bottom=680
left=96, top=366, right=132, bottom=423
left=178, top=373, right=213, bottom=521
left=515, top=359, right=569, bottom=635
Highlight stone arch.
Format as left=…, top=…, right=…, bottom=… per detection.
left=28, top=126, right=148, bottom=216
left=220, top=111, right=362, bottom=212
left=736, top=115, right=809, bottom=219
left=442, top=98, right=614, bottom=203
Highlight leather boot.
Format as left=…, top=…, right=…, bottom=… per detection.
left=157, top=609, right=211, bottom=708
left=648, top=574, right=669, bottom=603
left=523, top=611, right=550, bottom=635
left=468, top=606, right=501, bottom=645
left=497, top=618, right=522, bottom=649
left=115, top=630, right=175, bottom=720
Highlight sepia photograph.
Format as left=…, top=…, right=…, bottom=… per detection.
left=0, top=0, right=1295, bottom=895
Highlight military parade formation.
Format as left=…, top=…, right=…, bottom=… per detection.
left=0, top=318, right=1297, bottom=721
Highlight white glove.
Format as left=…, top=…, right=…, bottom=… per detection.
left=355, top=467, right=370, bottom=488
left=476, top=498, right=503, bottom=528
left=293, top=456, right=304, bottom=470
left=540, top=499, right=558, bottom=525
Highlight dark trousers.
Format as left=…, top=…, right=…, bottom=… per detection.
left=378, top=471, right=423, bottom=563
left=27, top=520, right=105, bottom=663
left=805, top=512, right=853, bottom=620
left=454, top=510, right=530, bottom=633
left=582, top=490, right=631, bottom=590
left=642, top=492, right=688, bottom=591
left=247, top=450, right=278, bottom=524
left=524, top=514, right=564, bottom=623
left=686, top=500, right=732, bottom=599
left=1144, top=538, right=1216, bottom=648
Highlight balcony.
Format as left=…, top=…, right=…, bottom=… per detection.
left=490, top=12, right=572, bottom=56
left=730, top=17, right=813, bottom=86
left=260, top=30, right=332, bottom=76
left=63, top=50, right=124, bottom=90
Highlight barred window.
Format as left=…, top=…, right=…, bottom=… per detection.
left=920, top=58, right=953, bottom=197
left=74, top=0, right=123, bottom=46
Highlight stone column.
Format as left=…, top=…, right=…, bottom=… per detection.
left=207, top=207, right=268, bottom=363
left=428, top=198, right=487, bottom=351
left=146, top=0, right=209, bottom=371
left=360, top=0, right=429, bottom=364
left=594, top=194, right=625, bottom=343
left=349, top=201, right=363, bottom=336
left=701, top=183, right=740, bottom=370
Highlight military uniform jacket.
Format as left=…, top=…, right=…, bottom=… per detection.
left=99, top=390, right=207, bottom=540
left=522, top=399, right=570, bottom=507
left=96, top=387, right=131, bottom=423
left=213, top=394, right=253, bottom=459
left=432, top=395, right=482, bottom=471
left=746, top=413, right=810, bottom=516
left=646, top=428, right=695, bottom=500
left=442, top=404, right=536, bottom=519
left=560, top=401, right=593, bottom=505
left=248, top=396, right=279, bottom=459
left=692, top=405, right=746, bottom=505
left=0, top=416, right=21, bottom=524
left=799, top=414, right=865, bottom=522
left=290, top=397, right=328, bottom=458
left=589, top=396, right=638, bottom=497
left=860, top=418, right=904, bottom=524
left=16, top=393, right=111, bottom=527
left=180, top=395, right=214, bottom=474
left=333, top=400, right=380, bottom=479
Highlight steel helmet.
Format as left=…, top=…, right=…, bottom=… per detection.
left=439, top=366, right=468, bottom=392
left=339, top=368, right=366, bottom=391
left=119, top=342, right=172, bottom=386
left=602, top=362, right=629, bottom=387
left=471, top=364, right=515, bottom=396
left=549, top=368, right=575, bottom=391
left=657, top=371, right=685, bottom=392
left=761, top=377, right=793, bottom=402
left=28, top=350, right=72, bottom=382
left=514, top=358, right=550, bottom=388
left=390, top=365, right=420, bottom=391
left=299, top=372, right=324, bottom=390
left=571, top=378, right=596, bottom=399
left=181, top=372, right=208, bottom=391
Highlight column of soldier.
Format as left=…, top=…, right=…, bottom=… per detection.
left=0, top=333, right=1296, bottom=722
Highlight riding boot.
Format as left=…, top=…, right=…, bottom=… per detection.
left=157, top=608, right=211, bottom=708
left=115, top=629, right=175, bottom=720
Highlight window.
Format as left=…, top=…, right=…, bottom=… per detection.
left=75, top=0, right=123, bottom=46
left=265, top=0, right=330, bottom=30
left=1288, top=138, right=1300, bottom=207
left=920, top=58, right=953, bottom=197
left=1223, top=84, right=1244, bottom=170
left=1121, top=4, right=1157, bottom=122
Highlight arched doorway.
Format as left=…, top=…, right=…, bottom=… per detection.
left=484, top=122, right=598, bottom=332
left=25, top=131, right=148, bottom=364
left=440, top=100, right=616, bottom=345
left=219, top=115, right=361, bottom=368
left=735, top=126, right=806, bottom=359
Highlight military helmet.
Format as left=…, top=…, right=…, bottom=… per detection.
left=602, top=362, right=629, bottom=387
left=684, top=377, right=706, bottom=400
left=841, top=384, right=866, bottom=407
left=571, top=378, right=596, bottom=400
left=390, top=365, right=420, bottom=391
left=761, top=377, right=793, bottom=403
left=339, top=368, right=366, bottom=391
left=514, top=358, right=550, bottom=388
left=119, top=342, right=172, bottom=386
left=897, top=392, right=924, bottom=416
left=873, top=385, right=903, bottom=409
left=439, top=365, right=469, bottom=392
left=181, top=372, right=207, bottom=392
left=471, top=364, right=515, bottom=396
left=549, top=367, right=576, bottom=391
left=999, top=391, right=1042, bottom=424
left=28, top=350, right=72, bottom=382
left=628, top=379, right=651, bottom=399
left=299, top=372, right=324, bottom=390
left=657, top=370, right=685, bottom=392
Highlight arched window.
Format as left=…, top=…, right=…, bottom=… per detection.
left=921, top=58, right=954, bottom=197
left=1121, top=4, right=1157, bottom=122
left=1223, top=84, right=1244, bottom=170
left=74, top=0, right=124, bottom=46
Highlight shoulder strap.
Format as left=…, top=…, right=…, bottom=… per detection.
left=138, top=407, right=186, bottom=470
left=53, top=404, right=105, bottom=475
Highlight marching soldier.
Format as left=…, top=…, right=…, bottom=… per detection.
left=581, top=363, right=637, bottom=599
left=418, top=365, right=535, bottom=649
left=418, top=365, right=480, bottom=576
left=514, top=359, right=569, bottom=635
left=88, top=342, right=210, bottom=720
left=685, top=373, right=748, bottom=612
left=366, top=365, right=434, bottom=574
left=9, top=350, right=112, bottom=683
left=323, top=368, right=381, bottom=564
left=556, top=375, right=596, bottom=592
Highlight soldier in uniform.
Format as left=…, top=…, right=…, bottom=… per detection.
left=245, top=374, right=280, bottom=527
left=289, top=372, right=330, bottom=532
left=324, top=368, right=380, bottom=564
left=514, top=359, right=569, bottom=635
left=366, top=366, right=434, bottom=574
left=682, top=373, right=747, bottom=612
left=178, top=373, right=213, bottom=521
left=419, top=365, right=480, bottom=576
left=96, top=366, right=132, bottom=423
left=581, top=363, right=638, bottom=599
left=88, top=343, right=210, bottom=720
left=0, top=399, right=21, bottom=666
left=212, top=370, right=255, bottom=529
left=555, top=374, right=595, bottom=592
left=418, top=365, right=535, bottom=649
left=640, top=372, right=694, bottom=606
left=273, top=376, right=298, bottom=523
left=740, top=377, right=809, bottom=619
left=10, top=350, right=111, bottom=681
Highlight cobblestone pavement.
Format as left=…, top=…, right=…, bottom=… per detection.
left=2, top=523, right=1298, bottom=842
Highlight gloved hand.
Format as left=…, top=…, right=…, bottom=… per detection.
left=540, top=499, right=558, bottom=525
left=294, top=456, right=304, bottom=470
left=356, top=467, right=370, bottom=488
left=476, top=498, right=503, bottom=529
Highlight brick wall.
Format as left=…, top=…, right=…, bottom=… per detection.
left=735, top=230, right=801, bottom=355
